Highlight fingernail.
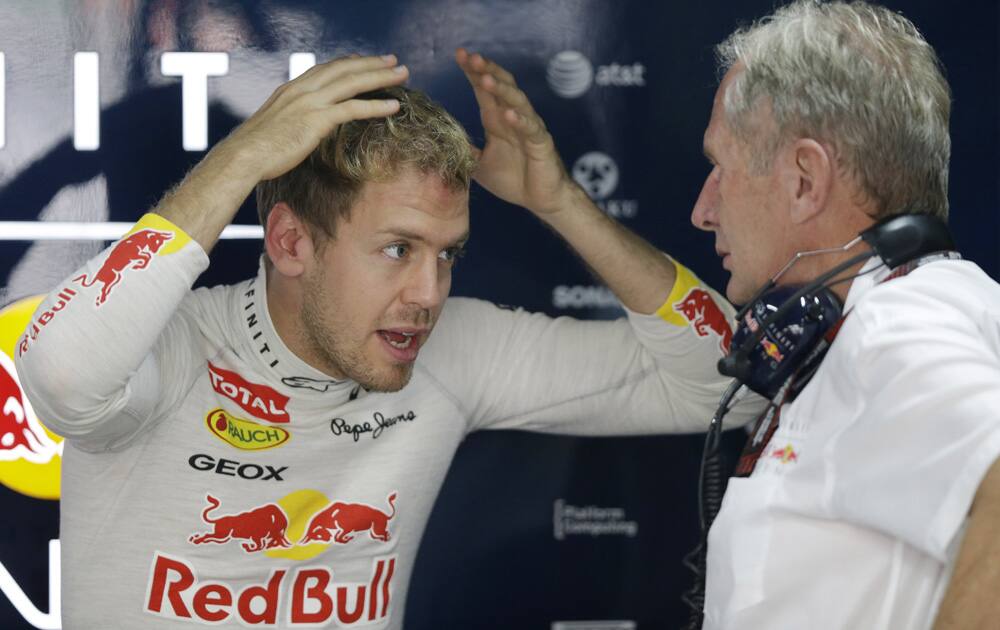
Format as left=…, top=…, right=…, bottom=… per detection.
left=381, top=54, right=396, bottom=63
left=385, top=99, right=400, bottom=108
left=393, top=64, right=408, bottom=74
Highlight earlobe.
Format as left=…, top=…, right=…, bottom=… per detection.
left=264, top=203, right=311, bottom=277
left=788, top=139, right=833, bottom=225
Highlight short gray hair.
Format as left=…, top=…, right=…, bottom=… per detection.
left=716, top=0, right=951, bottom=219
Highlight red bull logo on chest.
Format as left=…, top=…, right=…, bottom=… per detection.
left=188, top=491, right=399, bottom=555
left=145, top=552, right=397, bottom=626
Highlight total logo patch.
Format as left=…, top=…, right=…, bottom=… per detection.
left=205, top=408, right=289, bottom=451
left=207, top=362, right=290, bottom=424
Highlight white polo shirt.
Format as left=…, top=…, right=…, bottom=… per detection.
left=704, top=256, right=1000, bottom=629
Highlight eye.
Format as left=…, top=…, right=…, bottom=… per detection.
left=383, top=243, right=409, bottom=260
left=439, top=246, right=466, bottom=264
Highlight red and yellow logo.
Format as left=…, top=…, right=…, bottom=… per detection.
left=0, top=295, right=64, bottom=499
left=206, top=408, right=289, bottom=451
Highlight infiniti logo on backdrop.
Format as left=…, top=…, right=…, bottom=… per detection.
left=547, top=51, right=647, bottom=98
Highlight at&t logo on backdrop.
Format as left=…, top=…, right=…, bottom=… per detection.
left=546, top=51, right=646, bottom=98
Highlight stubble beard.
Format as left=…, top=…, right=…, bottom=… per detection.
left=299, top=269, right=415, bottom=393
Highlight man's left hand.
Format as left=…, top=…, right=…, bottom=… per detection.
left=455, top=48, right=576, bottom=218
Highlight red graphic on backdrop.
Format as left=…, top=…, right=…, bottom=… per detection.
left=0, top=353, right=59, bottom=464
left=188, top=494, right=291, bottom=553
left=301, top=492, right=397, bottom=544
left=74, top=229, right=173, bottom=306
left=673, top=288, right=733, bottom=354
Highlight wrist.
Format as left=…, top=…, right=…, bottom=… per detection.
left=535, top=181, right=601, bottom=228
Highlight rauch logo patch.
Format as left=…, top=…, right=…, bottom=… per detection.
left=205, top=408, right=289, bottom=451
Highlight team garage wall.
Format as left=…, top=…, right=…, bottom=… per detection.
left=0, top=2, right=995, bottom=628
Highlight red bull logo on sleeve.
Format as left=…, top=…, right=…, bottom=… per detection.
left=16, top=287, right=79, bottom=357
left=70, top=213, right=192, bottom=308
left=672, top=287, right=734, bottom=354
left=144, top=551, right=397, bottom=626
left=74, top=228, right=173, bottom=306
left=207, top=362, right=290, bottom=424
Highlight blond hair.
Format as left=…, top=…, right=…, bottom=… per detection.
left=256, top=85, right=475, bottom=239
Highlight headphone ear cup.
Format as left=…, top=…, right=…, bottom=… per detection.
left=725, top=286, right=842, bottom=399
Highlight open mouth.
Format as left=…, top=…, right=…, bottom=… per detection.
left=379, top=330, right=416, bottom=350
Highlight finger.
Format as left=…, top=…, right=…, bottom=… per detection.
left=481, top=73, right=531, bottom=113
left=323, top=97, right=401, bottom=128
left=310, top=64, right=410, bottom=106
left=291, top=54, right=400, bottom=93
left=466, top=51, right=515, bottom=85
left=456, top=49, right=502, bottom=110
left=504, top=108, right=551, bottom=146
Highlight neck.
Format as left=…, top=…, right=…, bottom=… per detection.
left=265, top=266, right=347, bottom=381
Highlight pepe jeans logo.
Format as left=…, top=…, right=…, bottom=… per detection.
left=330, top=410, right=417, bottom=443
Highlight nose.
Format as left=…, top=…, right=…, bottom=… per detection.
left=401, top=255, right=447, bottom=312
left=691, top=166, right=720, bottom=232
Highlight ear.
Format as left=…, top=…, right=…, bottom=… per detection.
left=264, top=203, right=317, bottom=277
left=781, top=138, right=834, bottom=225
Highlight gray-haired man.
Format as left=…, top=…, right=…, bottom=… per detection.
left=690, top=1, right=1000, bottom=628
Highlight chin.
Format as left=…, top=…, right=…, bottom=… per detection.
left=356, top=363, right=414, bottom=393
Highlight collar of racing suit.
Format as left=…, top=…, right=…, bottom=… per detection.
left=237, top=257, right=363, bottom=400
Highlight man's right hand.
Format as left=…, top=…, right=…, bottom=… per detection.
left=156, top=54, right=409, bottom=253
left=219, top=54, right=408, bottom=182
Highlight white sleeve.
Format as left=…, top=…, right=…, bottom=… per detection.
left=829, top=274, right=1000, bottom=560
left=14, top=213, right=209, bottom=451
left=420, top=261, right=765, bottom=435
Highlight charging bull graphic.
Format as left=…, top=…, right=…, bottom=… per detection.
left=673, top=288, right=733, bottom=354
left=74, top=228, right=174, bottom=306
left=0, top=352, right=60, bottom=464
left=301, top=492, right=397, bottom=545
left=188, top=494, right=292, bottom=553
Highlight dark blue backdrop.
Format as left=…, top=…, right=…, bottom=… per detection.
left=0, top=2, right=995, bottom=628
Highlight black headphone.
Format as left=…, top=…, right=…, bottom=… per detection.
left=717, top=212, right=957, bottom=399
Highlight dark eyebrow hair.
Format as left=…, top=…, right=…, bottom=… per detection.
left=377, top=228, right=470, bottom=248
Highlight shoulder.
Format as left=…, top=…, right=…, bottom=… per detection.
left=835, top=259, right=1000, bottom=368
left=851, top=259, right=1000, bottom=333
left=175, top=278, right=249, bottom=340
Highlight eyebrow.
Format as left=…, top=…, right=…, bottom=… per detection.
left=377, top=228, right=470, bottom=248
